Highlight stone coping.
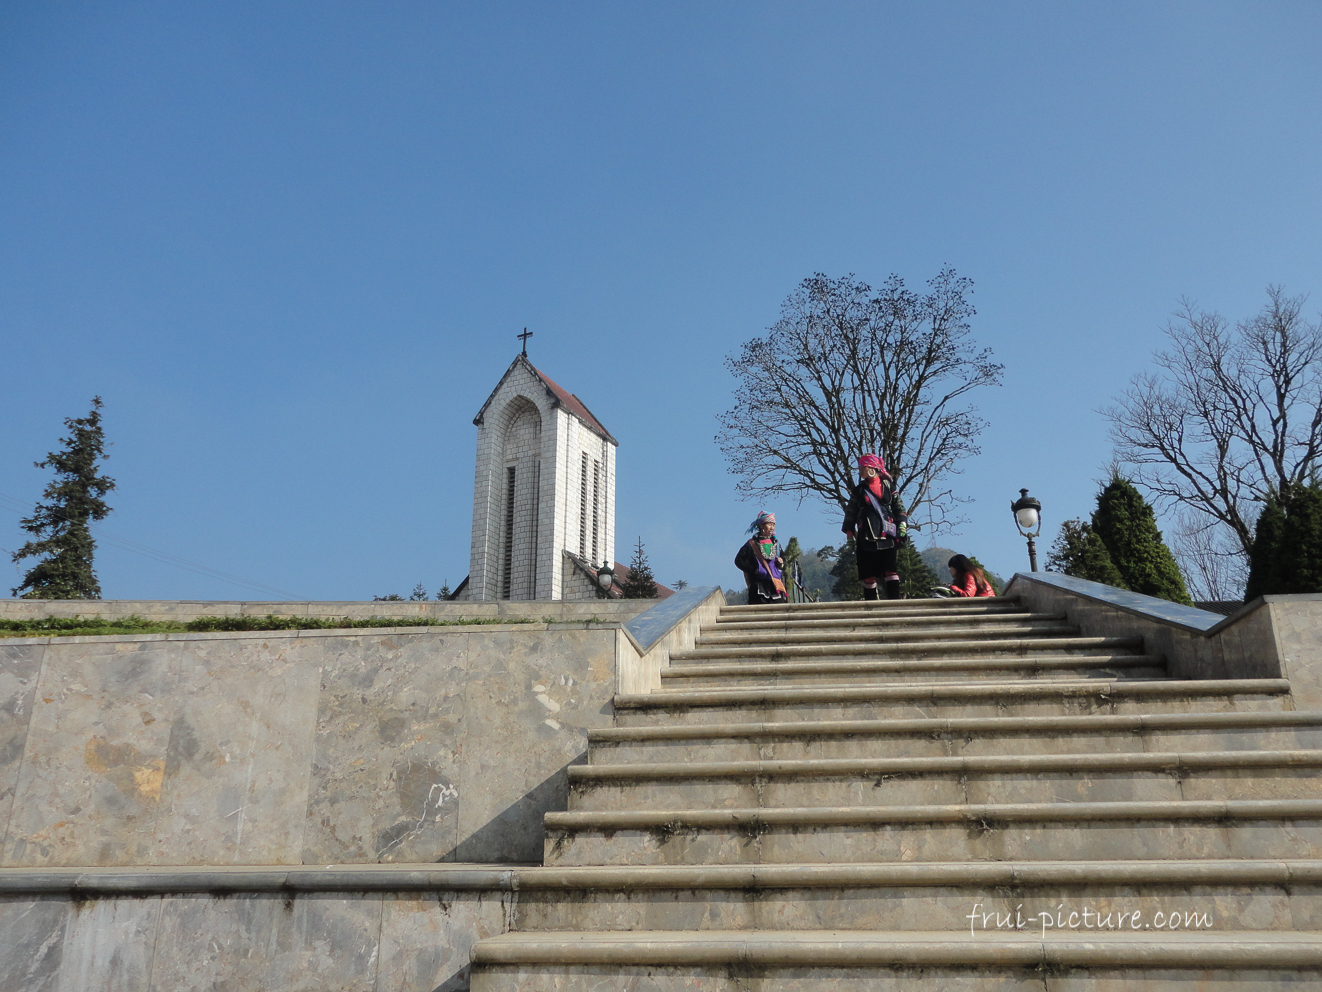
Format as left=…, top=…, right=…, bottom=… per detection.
left=0, top=598, right=646, bottom=619
left=5, top=859, right=1321, bottom=894
left=622, top=585, right=721, bottom=653
left=471, top=929, right=1322, bottom=969
left=0, top=618, right=616, bottom=648
left=1004, top=572, right=1226, bottom=632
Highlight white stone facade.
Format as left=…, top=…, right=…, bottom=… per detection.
left=465, top=356, right=617, bottom=601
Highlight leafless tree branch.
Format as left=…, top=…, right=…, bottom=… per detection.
left=1104, top=287, right=1322, bottom=584
left=716, top=270, right=1003, bottom=534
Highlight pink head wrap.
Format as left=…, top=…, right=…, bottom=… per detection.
left=858, top=453, right=885, bottom=473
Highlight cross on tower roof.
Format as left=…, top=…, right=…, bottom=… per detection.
left=518, top=327, right=533, bottom=355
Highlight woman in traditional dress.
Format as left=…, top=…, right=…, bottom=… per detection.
left=841, top=454, right=908, bottom=600
left=735, top=511, right=788, bottom=604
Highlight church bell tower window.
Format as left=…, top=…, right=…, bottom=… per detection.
left=502, top=466, right=516, bottom=599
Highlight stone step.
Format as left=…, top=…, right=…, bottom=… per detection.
left=671, top=634, right=1140, bottom=663
left=661, top=653, right=1167, bottom=687
left=566, top=750, right=1322, bottom=811
left=589, top=709, right=1322, bottom=762
left=470, top=929, right=1322, bottom=991
left=711, top=607, right=1038, bottom=633
left=501, top=859, right=1322, bottom=934
left=613, top=678, right=1294, bottom=727
left=717, top=596, right=1021, bottom=621
left=543, top=798, right=1322, bottom=866
left=701, top=613, right=1068, bottom=639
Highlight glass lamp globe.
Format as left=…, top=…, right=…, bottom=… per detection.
left=1015, top=506, right=1039, bottom=531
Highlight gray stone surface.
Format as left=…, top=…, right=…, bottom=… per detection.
left=624, top=587, right=720, bottom=652
left=0, top=888, right=512, bottom=992
left=0, top=625, right=624, bottom=868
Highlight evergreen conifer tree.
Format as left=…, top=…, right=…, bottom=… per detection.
left=1046, top=519, right=1129, bottom=589
left=1091, top=476, right=1192, bottom=605
left=1245, top=483, right=1322, bottom=599
left=898, top=542, right=940, bottom=598
left=620, top=537, right=659, bottom=599
left=12, top=398, right=116, bottom=599
left=1245, top=493, right=1286, bottom=601
left=828, top=538, right=864, bottom=600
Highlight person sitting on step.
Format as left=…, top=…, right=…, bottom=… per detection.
left=931, top=553, right=996, bottom=598
left=841, top=453, right=908, bottom=600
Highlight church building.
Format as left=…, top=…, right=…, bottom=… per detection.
left=456, top=352, right=619, bottom=601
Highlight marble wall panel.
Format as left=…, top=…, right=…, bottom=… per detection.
left=4, top=639, right=184, bottom=867
left=149, top=635, right=321, bottom=865
left=146, top=892, right=383, bottom=992
left=455, top=627, right=617, bottom=863
left=0, top=897, right=68, bottom=992
left=2, top=634, right=322, bottom=868
left=302, top=632, right=469, bottom=864
left=377, top=892, right=511, bottom=992
left=57, top=894, right=161, bottom=992
left=2, top=617, right=625, bottom=868
left=1271, top=599, right=1322, bottom=709
left=0, top=643, right=43, bottom=856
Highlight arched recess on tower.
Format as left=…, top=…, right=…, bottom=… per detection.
left=496, top=394, right=542, bottom=600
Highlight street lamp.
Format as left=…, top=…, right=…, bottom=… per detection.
left=1011, top=488, right=1043, bottom=572
left=595, top=563, right=615, bottom=598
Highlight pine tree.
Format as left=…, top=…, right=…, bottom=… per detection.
left=1092, top=476, right=1192, bottom=605
left=828, top=538, right=863, bottom=601
left=620, top=537, right=659, bottom=599
left=1245, top=491, right=1287, bottom=600
left=1245, top=483, right=1322, bottom=599
left=898, top=542, right=940, bottom=598
left=12, top=398, right=116, bottom=599
left=1046, top=519, right=1129, bottom=590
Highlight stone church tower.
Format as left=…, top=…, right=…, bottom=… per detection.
left=464, top=354, right=617, bottom=600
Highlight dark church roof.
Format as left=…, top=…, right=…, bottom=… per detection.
left=473, top=354, right=617, bottom=445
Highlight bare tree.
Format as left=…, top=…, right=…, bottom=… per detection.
left=1105, top=287, right=1322, bottom=580
left=1171, top=509, right=1245, bottom=602
left=715, top=270, right=1003, bottom=531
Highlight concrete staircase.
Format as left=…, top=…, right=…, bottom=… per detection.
left=470, top=595, right=1322, bottom=990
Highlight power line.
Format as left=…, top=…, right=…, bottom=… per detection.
left=0, top=492, right=302, bottom=599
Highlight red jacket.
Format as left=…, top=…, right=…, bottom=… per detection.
left=950, top=573, right=994, bottom=597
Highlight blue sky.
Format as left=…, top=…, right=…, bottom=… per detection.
left=2, top=1, right=1319, bottom=600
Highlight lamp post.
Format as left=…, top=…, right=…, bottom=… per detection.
left=595, top=563, right=615, bottom=598
left=1011, top=489, right=1043, bottom=572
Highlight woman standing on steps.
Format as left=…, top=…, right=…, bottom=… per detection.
left=735, top=511, right=788, bottom=605
left=842, top=454, right=908, bottom=600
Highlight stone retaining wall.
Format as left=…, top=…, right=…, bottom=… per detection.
left=0, top=621, right=623, bottom=868
left=1005, top=572, right=1322, bottom=706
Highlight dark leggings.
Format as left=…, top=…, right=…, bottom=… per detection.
left=858, top=544, right=900, bottom=600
